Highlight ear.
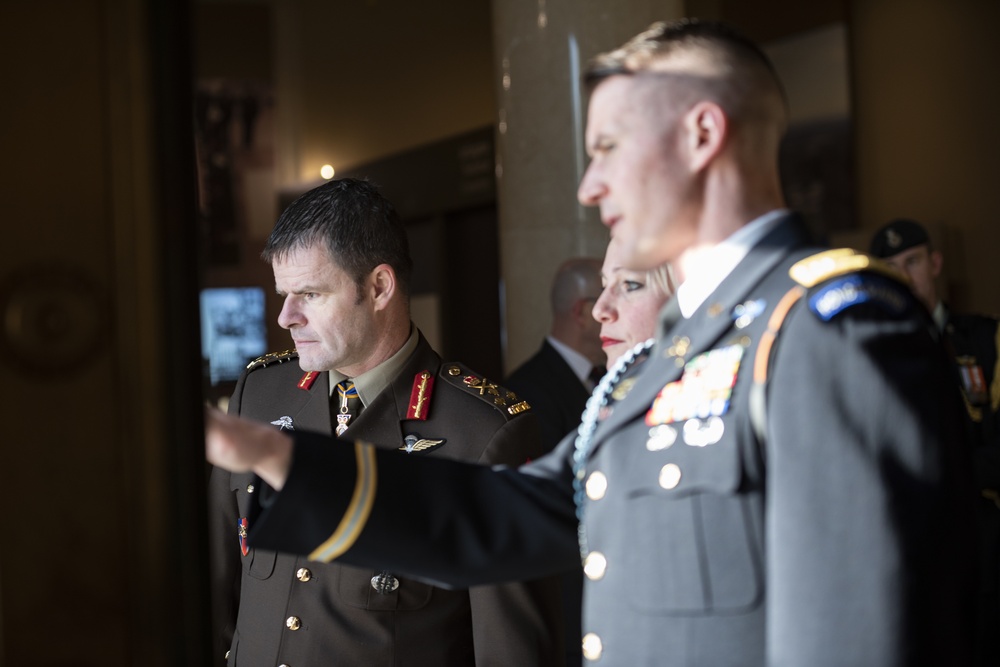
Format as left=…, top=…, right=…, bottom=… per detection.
left=367, top=264, right=397, bottom=311
left=571, top=297, right=594, bottom=326
left=683, top=101, right=727, bottom=172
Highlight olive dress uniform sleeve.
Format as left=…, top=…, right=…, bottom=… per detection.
left=207, top=372, right=250, bottom=663
left=466, top=415, right=568, bottom=666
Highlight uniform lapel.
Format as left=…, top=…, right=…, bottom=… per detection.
left=292, top=371, right=334, bottom=434
left=349, top=334, right=442, bottom=448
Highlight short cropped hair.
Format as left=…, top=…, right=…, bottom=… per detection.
left=584, top=18, right=788, bottom=133
left=262, top=178, right=414, bottom=298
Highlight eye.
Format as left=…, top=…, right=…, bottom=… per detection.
left=623, top=280, right=645, bottom=292
left=595, top=141, right=615, bottom=155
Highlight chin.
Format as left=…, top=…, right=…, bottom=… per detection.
left=604, top=346, right=626, bottom=368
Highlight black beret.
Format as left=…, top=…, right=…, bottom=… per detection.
left=869, top=218, right=930, bottom=258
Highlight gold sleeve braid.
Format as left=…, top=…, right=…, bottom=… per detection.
left=309, top=441, right=378, bottom=563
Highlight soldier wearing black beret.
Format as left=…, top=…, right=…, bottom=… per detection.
left=208, top=21, right=977, bottom=666
left=871, top=217, right=1000, bottom=666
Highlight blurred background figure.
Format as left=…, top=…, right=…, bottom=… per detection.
left=870, top=217, right=1000, bottom=667
left=502, top=254, right=603, bottom=667
left=505, top=256, right=605, bottom=453
left=592, top=235, right=676, bottom=370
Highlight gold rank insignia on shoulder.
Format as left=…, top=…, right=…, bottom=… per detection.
left=441, top=364, right=531, bottom=416
left=790, top=248, right=905, bottom=288
left=246, top=348, right=298, bottom=371
left=400, top=434, right=445, bottom=454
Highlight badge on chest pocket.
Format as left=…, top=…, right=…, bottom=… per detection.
left=646, top=344, right=744, bottom=447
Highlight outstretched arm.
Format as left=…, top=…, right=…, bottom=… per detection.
left=205, top=407, right=293, bottom=490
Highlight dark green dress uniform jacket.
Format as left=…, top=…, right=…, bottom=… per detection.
left=208, top=333, right=564, bottom=666
left=245, top=217, right=977, bottom=666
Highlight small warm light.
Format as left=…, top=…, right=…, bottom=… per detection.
left=320, top=164, right=335, bottom=179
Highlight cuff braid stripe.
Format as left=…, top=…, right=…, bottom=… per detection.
left=309, top=441, right=377, bottom=562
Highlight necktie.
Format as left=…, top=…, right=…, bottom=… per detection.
left=588, top=365, right=606, bottom=388
left=334, top=379, right=361, bottom=436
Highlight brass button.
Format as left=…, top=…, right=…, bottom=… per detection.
left=659, top=463, right=681, bottom=490
left=447, top=365, right=461, bottom=376
left=285, top=615, right=301, bottom=631
left=585, top=471, right=608, bottom=500
left=583, top=551, right=607, bottom=581
left=582, top=633, right=603, bottom=661
left=246, top=484, right=255, bottom=494
left=296, top=567, right=312, bottom=582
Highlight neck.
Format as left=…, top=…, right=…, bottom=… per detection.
left=673, top=162, right=784, bottom=284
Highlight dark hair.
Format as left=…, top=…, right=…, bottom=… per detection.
left=262, top=178, right=413, bottom=299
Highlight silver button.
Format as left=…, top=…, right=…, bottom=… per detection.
left=582, top=633, right=603, bottom=661
left=371, top=572, right=399, bottom=594
left=583, top=551, right=607, bottom=581
left=585, top=471, right=608, bottom=500
left=659, top=463, right=681, bottom=490
left=296, top=567, right=312, bottom=582
left=246, top=484, right=255, bottom=493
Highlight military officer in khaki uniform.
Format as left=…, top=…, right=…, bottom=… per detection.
left=207, top=21, right=976, bottom=666
left=208, top=177, right=563, bottom=666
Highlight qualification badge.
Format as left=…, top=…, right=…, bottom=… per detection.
left=270, top=415, right=294, bottom=430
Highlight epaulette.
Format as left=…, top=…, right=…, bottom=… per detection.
left=789, top=248, right=905, bottom=288
left=790, top=249, right=913, bottom=322
left=439, top=362, right=532, bottom=418
left=246, top=349, right=298, bottom=372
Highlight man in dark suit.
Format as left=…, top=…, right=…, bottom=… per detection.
left=207, top=20, right=976, bottom=666
left=870, top=217, right=1000, bottom=666
left=208, top=178, right=563, bottom=666
left=505, top=257, right=605, bottom=453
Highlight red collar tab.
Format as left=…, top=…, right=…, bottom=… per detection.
left=298, top=371, right=320, bottom=390
left=407, top=371, right=435, bottom=420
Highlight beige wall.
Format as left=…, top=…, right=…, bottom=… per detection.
left=271, top=0, right=497, bottom=187
left=849, top=0, right=1000, bottom=315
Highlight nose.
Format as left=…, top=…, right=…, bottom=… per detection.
left=577, top=160, right=605, bottom=206
left=592, top=287, right=616, bottom=324
left=276, top=295, right=303, bottom=330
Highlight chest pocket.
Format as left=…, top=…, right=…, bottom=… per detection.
left=338, top=564, right=435, bottom=611
left=610, top=389, right=763, bottom=615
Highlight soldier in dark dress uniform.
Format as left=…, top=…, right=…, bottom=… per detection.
left=208, top=177, right=563, bottom=666
left=208, top=20, right=977, bottom=666
left=870, top=217, right=1000, bottom=666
